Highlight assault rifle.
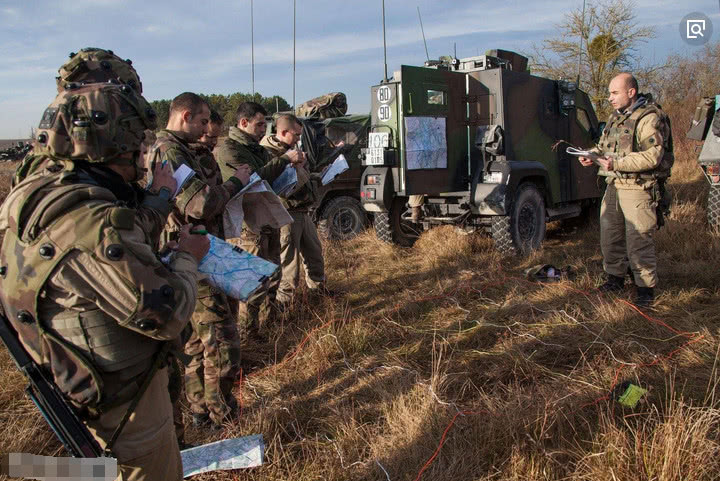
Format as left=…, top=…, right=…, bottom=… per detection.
left=0, top=311, right=104, bottom=457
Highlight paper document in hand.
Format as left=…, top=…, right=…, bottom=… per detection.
left=272, top=164, right=299, bottom=196
left=198, top=235, right=278, bottom=301
left=321, top=154, right=349, bottom=185
left=223, top=179, right=293, bottom=238
left=172, top=164, right=196, bottom=197
left=181, top=434, right=264, bottom=478
left=565, top=147, right=601, bottom=160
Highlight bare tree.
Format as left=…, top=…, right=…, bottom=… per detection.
left=529, top=0, right=657, bottom=118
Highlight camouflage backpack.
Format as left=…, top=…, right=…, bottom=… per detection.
left=296, top=92, right=348, bottom=119
left=56, top=47, right=143, bottom=93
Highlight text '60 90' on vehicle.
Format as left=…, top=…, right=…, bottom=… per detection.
left=360, top=49, right=604, bottom=254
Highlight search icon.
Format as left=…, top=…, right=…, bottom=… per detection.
left=681, top=12, right=713, bottom=45
left=688, top=20, right=706, bottom=37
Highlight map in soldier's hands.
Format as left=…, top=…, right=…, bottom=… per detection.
left=405, top=116, right=447, bottom=170
left=181, top=434, right=264, bottom=478
left=198, top=235, right=278, bottom=301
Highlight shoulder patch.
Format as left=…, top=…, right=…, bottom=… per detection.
left=108, top=207, right=136, bottom=230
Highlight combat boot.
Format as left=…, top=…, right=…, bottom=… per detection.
left=598, top=274, right=624, bottom=293
left=411, top=206, right=423, bottom=223
left=635, top=287, right=654, bottom=307
left=191, top=412, right=210, bottom=427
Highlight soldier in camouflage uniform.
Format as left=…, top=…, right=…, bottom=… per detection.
left=147, top=94, right=250, bottom=429
left=579, top=73, right=674, bottom=306
left=215, top=102, right=305, bottom=336
left=0, top=83, right=208, bottom=481
left=260, top=114, right=327, bottom=308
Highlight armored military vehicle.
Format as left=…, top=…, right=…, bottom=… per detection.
left=687, top=96, right=720, bottom=229
left=300, top=114, right=371, bottom=239
left=359, top=49, right=604, bottom=254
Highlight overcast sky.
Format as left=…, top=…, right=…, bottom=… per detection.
left=0, top=0, right=717, bottom=138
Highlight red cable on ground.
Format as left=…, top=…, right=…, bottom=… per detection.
left=412, top=410, right=478, bottom=481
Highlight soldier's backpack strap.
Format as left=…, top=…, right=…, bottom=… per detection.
left=104, top=342, right=171, bottom=455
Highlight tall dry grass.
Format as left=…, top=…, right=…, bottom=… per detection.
left=2, top=52, right=720, bottom=479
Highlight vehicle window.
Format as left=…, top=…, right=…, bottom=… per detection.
left=427, top=89, right=445, bottom=105
left=576, top=108, right=591, bottom=132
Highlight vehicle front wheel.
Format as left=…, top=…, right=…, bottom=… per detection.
left=708, top=184, right=720, bottom=230
left=491, top=183, right=546, bottom=255
left=317, top=196, right=368, bottom=240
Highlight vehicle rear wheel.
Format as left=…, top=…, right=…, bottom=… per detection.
left=374, top=196, right=420, bottom=247
left=317, top=196, right=368, bottom=240
left=491, top=183, right=546, bottom=255
left=708, top=184, right=720, bottom=229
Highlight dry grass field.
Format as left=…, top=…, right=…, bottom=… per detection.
left=0, top=143, right=719, bottom=481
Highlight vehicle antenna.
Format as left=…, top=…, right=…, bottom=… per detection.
left=293, top=0, right=297, bottom=111
left=251, top=0, right=255, bottom=96
left=576, top=0, right=586, bottom=85
left=417, top=6, right=429, bottom=61
left=382, top=0, right=389, bottom=82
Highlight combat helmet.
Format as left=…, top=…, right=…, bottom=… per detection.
left=35, top=82, right=157, bottom=165
left=56, top=47, right=143, bottom=93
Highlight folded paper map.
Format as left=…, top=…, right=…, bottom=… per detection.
left=181, top=434, right=264, bottom=478
left=197, top=235, right=278, bottom=301
left=321, top=154, right=349, bottom=185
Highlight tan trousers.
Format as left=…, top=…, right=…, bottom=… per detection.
left=86, top=367, right=183, bottom=481
left=276, top=211, right=325, bottom=304
left=600, top=183, right=658, bottom=288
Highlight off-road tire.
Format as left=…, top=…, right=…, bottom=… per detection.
left=374, top=197, right=420, bottom=247
left=317, top=196, right=368, bottom=240
left=708, top=184, right=720, bottom=230
left=491, top=182, right=546, bottom=256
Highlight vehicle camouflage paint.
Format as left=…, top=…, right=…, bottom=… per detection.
left=360, top=49, right=604, bottom=254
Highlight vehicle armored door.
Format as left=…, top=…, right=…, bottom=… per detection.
left=400, top=65, right=467, bottom=195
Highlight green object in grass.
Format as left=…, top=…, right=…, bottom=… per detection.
left=617, top=383, right=647, bottom=408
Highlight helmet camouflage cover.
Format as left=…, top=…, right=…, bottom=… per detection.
left=34, top=82, right=157, bottom=164
left=56, top=47, right=143, bottom=93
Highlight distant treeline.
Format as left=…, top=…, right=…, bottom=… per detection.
left=150, top=92, right=291, bottom=131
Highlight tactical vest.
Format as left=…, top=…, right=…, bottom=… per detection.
left=598, top=99, right=674, bottom=181
left=0, top=170, right=160, bottom=414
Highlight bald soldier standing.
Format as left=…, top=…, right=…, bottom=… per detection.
left=260, top=114, right=328, bottom=309
left=148, top=94, right=251, bottom=430
left=579, top=73, right=673, bottom=306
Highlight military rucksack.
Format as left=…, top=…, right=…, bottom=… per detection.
left=296, top=92, right=348, bottom=119
left=57, top=48, right=143, bottom=93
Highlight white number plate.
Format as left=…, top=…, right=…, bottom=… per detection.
left=368, top=132, right=389, bottom=148
left=365, top=147, right=385, bottom=165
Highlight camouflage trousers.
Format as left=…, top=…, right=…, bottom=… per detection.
left=600, top=183, right=658, bottom=288
left=234, top=227, right=281, bottom=337
left=184, top=284, right=242, bottom=425
left=276, top=211, right=325, bottom=305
